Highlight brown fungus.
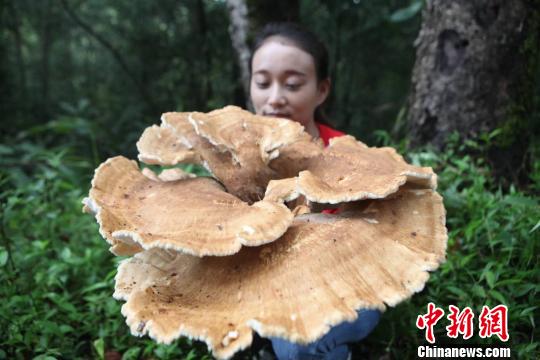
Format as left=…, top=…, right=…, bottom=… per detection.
left=297, top=136, right=436, bottom=204
left=84, top=106, right=448, bottom=360
left=84, top=156, right=293, bottom=256
left=114, top=188, right=446, bottom=359
left=138, top=106, right=311, bottom=203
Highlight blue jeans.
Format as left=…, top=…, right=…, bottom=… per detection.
left=271, top=309, right=381, bottom=360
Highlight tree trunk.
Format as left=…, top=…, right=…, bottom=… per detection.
left=196, top=0, right=212, bottom=109
left=408, top=0, right=538, bottom=183
left=226, top=0, right=301, bottom=109
left=40, top=0, right=53, bottom=119
left=6, top=1, right=27, bottom=102
left=226, top=0, right=251, bottom=107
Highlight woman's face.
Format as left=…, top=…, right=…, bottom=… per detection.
left=250, top=37, right=329, bottom=128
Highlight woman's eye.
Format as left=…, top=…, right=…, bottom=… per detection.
left=256, top=82, right=270, bottom=89
left=285, top=83, right=302, bottom=91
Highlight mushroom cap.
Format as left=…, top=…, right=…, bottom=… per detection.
left=264, top=178, right=300, bottom=203
left=138, top=108, right=312, bottom=203
left=161, top=111, right=265, bottom=201
left=114, top=188, right=446, bottom=359
left=85, top=106, right=447, bottom=359
left=139, top=112, right=233, bottom=178
left=85, top=156, right=293, bottom=256
left=137, top=109, right=435, bottom=204
left=297, top=136, right=436, bottom=204
left=268, top=135, right=324, bottom=179
left=137, top=125, right=200, bottom=165
left=189, top=106, right=307, bottom=163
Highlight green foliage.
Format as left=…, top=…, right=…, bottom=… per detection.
left=302, top=0, right=422, bottom=141
left=1, top=0, right=538, bottom=358
left=1, top=117, right=538, bottom=359
left=2, top=0, right=237, bottom=157
left=360, top=133, right=540, bottom=359
left=0, top=125, right=212, bottom=359
left=2, top=0, right=423, bottom=148
left=388, top=1, right=423, bottom=23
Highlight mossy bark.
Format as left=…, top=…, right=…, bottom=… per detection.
left=408, top=0, right=540, bottom=185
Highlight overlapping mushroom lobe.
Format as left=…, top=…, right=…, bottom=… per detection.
left=137, top=124, right=200, bottom=165
left=85, top=156, right=292, bottom=256
left=188, top=106, right=307, bottom=164
left=297, top=135, right=436, bottom=203
left=83, top=106, right=448, bottom=360
left=137, top=107, right=314, bottom=203
left=114, top=188, right=446, bottom=359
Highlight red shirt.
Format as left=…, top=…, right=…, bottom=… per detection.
left=316, top=123, right=345, bottom=146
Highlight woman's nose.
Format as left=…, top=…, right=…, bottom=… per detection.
left=268, top=85, right=287, bottom=107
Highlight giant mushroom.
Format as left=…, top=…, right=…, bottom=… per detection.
left=84, top=105, right=447, bottom=359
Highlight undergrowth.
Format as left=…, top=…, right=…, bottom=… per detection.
left=360, top=132, right=539, bottom=358
left=0, top=123, right=538, bottom=359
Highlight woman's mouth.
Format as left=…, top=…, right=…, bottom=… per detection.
left=265, top=112, right=291, bottom=119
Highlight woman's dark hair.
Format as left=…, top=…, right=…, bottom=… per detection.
left=249, top=22, right=331, bottom=123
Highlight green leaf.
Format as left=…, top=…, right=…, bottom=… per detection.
left=447, top=286, right=468, bottom=299
left=459, top=253, right=476, bottom=267
left=517, top=342, right=538, bottom=357
left=489, top=290, right=507, bottom=305
left=60, top=247, right=72, bottom=261
left=389, top=1, right=423, bottom=22
left=0, top=247, right=8, bottom=267
left=59, top=324, right=74, bottom=334
left=502, top=195, right=538, bottom=207
left=81, top=281, right=110, bottom=294
left=484, top=271, right=496, bottom=289
left=519, top=306, right=537, bottom=317
left=464, top=219, right=483, bottom=240
left=121, top=347, right=141, bottom=360
left=530, top=220, right=540, bottom=233
left=471, top=285, right=486, bottom=298
left=185, top=349, right=198, bottom=360
left=0, top=145, right=13, bottom=155
left=514, top=284, right=537, bottom=297
left=494, top=279, right=521, bottom=287
left=93, top=338, right=105, bottom=360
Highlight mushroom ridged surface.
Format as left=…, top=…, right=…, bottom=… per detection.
left=297, top=136, right=436, bottom=204
left=114, top=189, right=446, bottom=359
left=84, top=156, right=293, bottom=256
left=138, top=107, right=313, bottom=203
left=84, top=106, right=447, bottom=359
left=189, top=106, right=308, bottom=165
left=137, top=124, right=201, bottom=166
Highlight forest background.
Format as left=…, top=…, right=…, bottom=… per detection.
left=1, top=0, right=539, bottom=359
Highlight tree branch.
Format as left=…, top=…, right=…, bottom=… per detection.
left=225, top=0, right=251, bottom=109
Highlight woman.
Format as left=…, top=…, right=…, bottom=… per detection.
left=249, top=22, right=343, bottom=146
left=249, top=22, right=381, bottom=360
